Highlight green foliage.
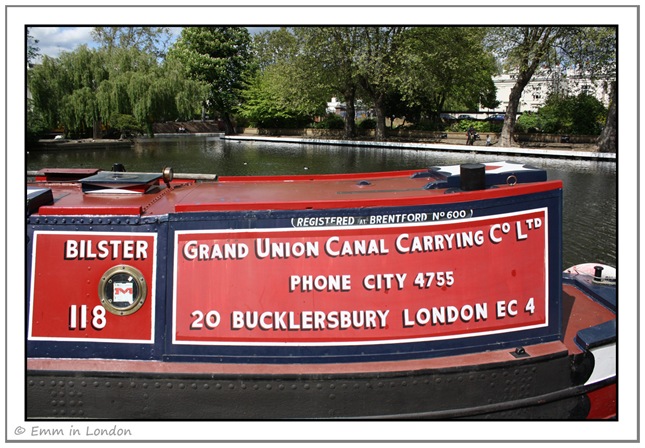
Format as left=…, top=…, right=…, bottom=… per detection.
left=484, top=26, right=615, bottom=146
left=26, top=99, right=49, bottom=144
left=27, top=26, right=615, bottom=143
left=237, top=28, right=328, bottom=128
left=398, top=27, right=499, bottom=117
left=357, top=118, right=377, bottom=130
left=312, top=114, right=345, bottom=130
left=28, top=44, right=207, bottom=138
left=514, top=113, right=541, bottom=133
left=237, top=70, right=314, bottom=128
left=536, top=93, right=607, bottom=135
left=27, top=28, right=40, bottom=65
left=449, top=120, right=502, bottom=134
left=167, top=27, right=254, bottom=132
left=109, top=114, right=143, bottom=135
left=91, top=27, right=173, bottom=59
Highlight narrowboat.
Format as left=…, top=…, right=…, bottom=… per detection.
left=26, top=161, right=616, bottom=419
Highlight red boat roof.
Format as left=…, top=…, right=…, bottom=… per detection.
left=28, top=164, right=562, bottom=216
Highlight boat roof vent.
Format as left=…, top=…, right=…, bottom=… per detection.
left=79, top=171, right=162, bottom=194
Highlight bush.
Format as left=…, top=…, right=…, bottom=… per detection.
left=449, top=120, right=502, bottom=134
left=252, top=115, right=312, bottom=129
left=515, top=113, right=541, bottom=133
left=312, top=114, right=345, bottom=130
left=537, top=93, right=607, bottom=135
left=357, top=118, right=376, bottom=129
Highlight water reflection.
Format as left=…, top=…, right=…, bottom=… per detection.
left=27, top=137, right=617, bottom=268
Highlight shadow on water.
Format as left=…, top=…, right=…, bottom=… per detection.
left=27, top=136, right=616, bottom=268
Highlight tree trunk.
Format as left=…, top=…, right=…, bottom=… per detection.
left=146, top=121, right=154, bottom=138
left=374, top=94, right=387, bottom=141
left=222, top=115, right=235, bottom=135
left=597, top=81, right=617, bottom=153
left=93, top=119, right=102, bottom=140
left=500, top=74, right=530, bottom=147
left=343, top=88, right=357, bottom=139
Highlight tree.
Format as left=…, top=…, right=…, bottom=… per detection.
left=239, top=28, right=326, bottom=128
left=354, top=27, right=406, bottom=141
left=597, top=83, right=616, bottom=152
left=238, top=69, right=315, bottom=128
left=28, top=45, right=207, bottom=138
left=91, top=27, right=173, bottom=59
left=27, top=28, right=40, bottom=65
left=397, top=27, right=498, bottom=121
left=293, top=27, right=365, bottom=139
left=96, top=48, right=208, bottom=137
left=29, top=46, right=108, bottom=138
left=563, top=27, right=616, bottom=152
left=167, top=27, right=254, bottom=134
left=27, top=28, right=47, bottom=143
left=485, top=27, right=573, bottom=147
left=530, top=92, right=607, bottom=135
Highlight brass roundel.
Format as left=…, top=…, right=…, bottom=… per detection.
left=98, top=265, right=147, bottom=316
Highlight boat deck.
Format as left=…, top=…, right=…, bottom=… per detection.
left=30, top=163, right=560, bottom=216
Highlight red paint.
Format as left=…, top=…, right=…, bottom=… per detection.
left=586, top=383, right=617, bottom=419
left=175, top=181, right=562, bottom=213
left=28, top=231, right=156, bottom=342
left=38, top=205, right=143, bottom=215
left=173, top=208, right=549, bottom=345
left=30, top=167, right=561, bottom=217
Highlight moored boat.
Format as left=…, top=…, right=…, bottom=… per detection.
left=26, top=161, right=616, bottom=419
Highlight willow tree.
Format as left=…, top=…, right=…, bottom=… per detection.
left=29, top=45, right=207, bottom=138
left=28, top=46, right=108, bottom=138
left=97, top=47, right=208, bottom=137
left=167, top=27, right=254, bottom=134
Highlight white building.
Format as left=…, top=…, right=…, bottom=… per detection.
left=325, top=97, right=373, bottom=119
left=484, top=68, right=612, bottom=117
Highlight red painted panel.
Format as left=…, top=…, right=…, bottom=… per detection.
left=586, top=383, right=617, bottom=419
left=29, top=231, right=157, bottom=342
left=173, top=208, right=549, bottom=345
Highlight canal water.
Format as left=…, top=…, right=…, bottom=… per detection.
left=27, top=136, right=617, bottom=269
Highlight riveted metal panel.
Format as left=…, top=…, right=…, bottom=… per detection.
left=27, top=351, right=585, bottom=420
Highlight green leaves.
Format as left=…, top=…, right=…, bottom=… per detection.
left=398, top=27, right=498, bottom=115
left=167, top=27, right=254, bottom=131
left=28, top=44, right=206, bottom=137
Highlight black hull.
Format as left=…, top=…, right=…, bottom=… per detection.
left=27, top=349, right=610, bottom=420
